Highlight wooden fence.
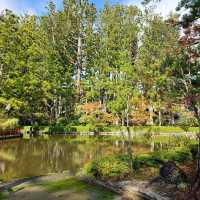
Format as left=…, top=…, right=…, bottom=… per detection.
left=0, top=128, right=23, bottom=139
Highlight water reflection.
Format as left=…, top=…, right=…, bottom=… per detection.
left=0, top=136, right=151, bottom=181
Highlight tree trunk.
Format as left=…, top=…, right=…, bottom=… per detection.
left=158, top=110, right=162, bottom=126
left=122, top=117, right=125, bottom=126
left=76, top=0, right=83, bottom=100
left=193, top=105, right=200, bottom=177
left=148, top=104, right=154, bottom=125
left=197, top=119, right=200, bottom=177
left=126, top=94, right=130, bottom=127
left=0, top=64, right=3, bottom=77
left=76, top=34, right=82, bottom=98
left=116, top=114, right=120, bottom=126
left=58, top=96, right=62, bottom=117
left=171, top=112, right=175, bottom=125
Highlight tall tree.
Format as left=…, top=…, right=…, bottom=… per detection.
left=85, top=4, right=141, bottom=125
left=136, top=14, right=179, bottom=125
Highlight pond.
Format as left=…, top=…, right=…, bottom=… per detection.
left=0, top=136, right=154, bottom=181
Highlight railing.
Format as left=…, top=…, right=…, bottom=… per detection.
left=0, top=128, right=22, bottom=139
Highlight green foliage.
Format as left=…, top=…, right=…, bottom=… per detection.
left=79, top=114, right=96, bottom=125
left=0, top=9, right=75, bottom=124
left=84, top=147, right=192, bottom=179
left=135, top=148, right=192, bottom=168
left=48, top=124, right=66, bottom=134
left=48, top=124, right=77, bottom=134
left=0, top=1, right=199, bottom=129
left=0, top=191, right=8, bottom=200
left=0, top=118, right=19, bottom=129
left=73, top=125, right=199, bottom=133
left=84, top=156, right=131, bottom=180
left=176, top=111, right=198, bottom=132
left=177, top=0, right=200, bottom=25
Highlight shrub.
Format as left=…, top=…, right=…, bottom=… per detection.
left=176, top=111, right=198, bottom=128
left=189, top=144, right=199, bottom=159
left=83, top=148, right=193, bottom=180
left=65, top=126, right=77, bottom=133
left=49, top=124, right=65, bottom=134
left=48, top=124, right=77, bottom=134
left=0, top=118, right=19, bottom=130
left=84, top=156, right=131, bottom=180
left=134, top=148, right=192, bottom=168
left=88, top=123, right=109, bottom=133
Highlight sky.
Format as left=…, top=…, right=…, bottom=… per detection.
left=0, top=0, right=179, bottom=16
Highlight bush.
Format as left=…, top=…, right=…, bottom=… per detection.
left=189, top=144, right=199, bottom=159
left=49, top=124, right=65, bottom=134
left=83, top=147, right=193, bottom=180
left=0, top=118, right=19, bottom=130
left=176, top=111, right=198, bottom=128
left=48, top=124, right=77, bottom=134
left=65, top=126, right=77, bottom=133
left=84, top=156, right=131, bottom=180
left=135, top=148, right=192, bottom=168
left=88, top=123, right=109, bottom=133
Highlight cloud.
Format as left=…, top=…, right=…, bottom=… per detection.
left=0, top=0, right=63, bottom=15
left=123, top=0, right=179, bottom=17
left=0, top=0, right=17, bottom=12
left=154, top=0, right=179, bottom=16
left=0, top=0, right=36, bottom=15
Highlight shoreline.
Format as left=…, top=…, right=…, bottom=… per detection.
left=0, top=173, right=176, bottom=200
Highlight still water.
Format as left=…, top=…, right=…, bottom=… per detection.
left=0, top=136, right=151, bottom=181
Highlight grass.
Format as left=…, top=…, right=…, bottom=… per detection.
left=73, top=125, right=199, bottom=134
left=41, top=178, right=88, bottom=192
left=18, top=125, right=199, bottom=135
left=0, top=191, right=9, bottom=200
left=38, top=178, right=116, bottom=200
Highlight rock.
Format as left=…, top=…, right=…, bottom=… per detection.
left=160, top=161, right=187, bottom=184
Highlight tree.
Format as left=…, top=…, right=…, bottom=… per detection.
left=136, top=13, right=179, bottom=125
left=85, top=4, right=141, bottom=126
left=176, top=0, right=200, bottom=177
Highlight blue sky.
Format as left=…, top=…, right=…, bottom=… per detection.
left=0, top=0, right=179, bottom=16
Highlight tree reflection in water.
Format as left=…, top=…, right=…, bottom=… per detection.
left=0, top=136, right=150, bottom=181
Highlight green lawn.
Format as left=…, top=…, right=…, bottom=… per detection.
left=19, top=125, right=199, bottom=135
left=73, top=125, right=199, bottom=133
left=38, top=178, right=117, bottom=200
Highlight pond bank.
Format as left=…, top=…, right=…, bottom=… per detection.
left=0, top=173, right=176, bottom=200
left=83, top=176, right=177, bottom=200
left=0, top=173, right=120, bottom=200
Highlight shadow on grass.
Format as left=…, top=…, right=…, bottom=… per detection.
left=38, top=178, right=117, bottom=200
left=6, top=178, right=118, bottom=200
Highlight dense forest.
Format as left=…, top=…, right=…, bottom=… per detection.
left=0, top=0, right=199, bottom=129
